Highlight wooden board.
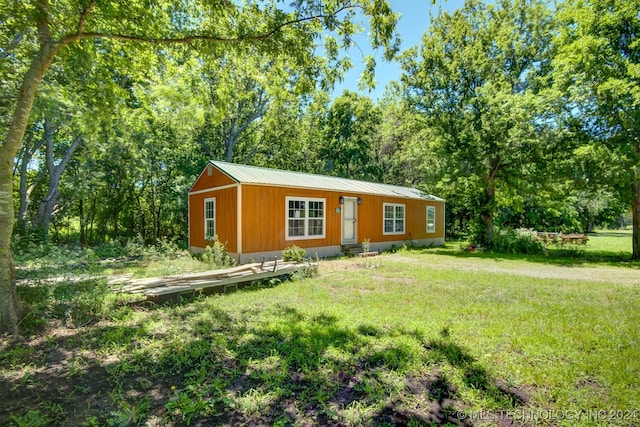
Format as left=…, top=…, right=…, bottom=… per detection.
left=116, top=261, right=316, bottom=302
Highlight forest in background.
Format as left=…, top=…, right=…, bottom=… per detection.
left=1, top=2, right=638, bottom=421
left=5, top=0, right=638, bottom=251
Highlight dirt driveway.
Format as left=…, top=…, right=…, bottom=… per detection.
left=323, top=251, right=640, bottom=286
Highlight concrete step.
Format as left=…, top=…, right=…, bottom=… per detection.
left=342, top=244, right=378, bottom=257
left=342, top=244, right=362, bottom=255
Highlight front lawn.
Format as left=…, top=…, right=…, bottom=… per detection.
left=2, top=241, right=639, bottom=426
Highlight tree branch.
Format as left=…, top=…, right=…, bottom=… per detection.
left=489, top=156, right=502, bottom=181
left=58, top=135, right=83, bottom=175
left=59, top=5, right=357, bottom=47
left=36, top=0, right=53, bottom=45
left=77, top=1, right=96, bottom=34
left=43, top=116, right=55, bottom=174
left=255, top=5, right=354, bottom=40
left=27, top=171, right=45, bottom=199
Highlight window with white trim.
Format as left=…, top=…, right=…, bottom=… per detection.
left=286, top=197, right=325, bottom=239
left=427, top=206, right=436, bottom=233
left=204, top=197, right=216, bottom=239
left=383, top=203, right=405, bottom=234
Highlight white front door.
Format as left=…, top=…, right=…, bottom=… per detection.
left=342, top=197, right=357, bottom=244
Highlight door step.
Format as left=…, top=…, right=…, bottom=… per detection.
left=341, top=244, right=379, bottom=257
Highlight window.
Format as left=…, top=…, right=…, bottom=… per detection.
left=204, top=198, right=216, bottom=239
left=286, top=197, right=325, bottom=239
left=383, top=203, right=405, bottom=235
left=427, top=206, right=436, bottom=233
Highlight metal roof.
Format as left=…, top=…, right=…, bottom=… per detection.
left=210, top=161, right=444, bottom=201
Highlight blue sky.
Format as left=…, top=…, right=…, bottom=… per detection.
left=330, top=0, right=466, bottom=100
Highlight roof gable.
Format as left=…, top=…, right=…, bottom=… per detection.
left=189, top=163, right=238, bottom=193
left=209, top=161, right=444, bottom=201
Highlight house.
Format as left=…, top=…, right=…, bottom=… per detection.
left=188, top=161, right=445, bottom=263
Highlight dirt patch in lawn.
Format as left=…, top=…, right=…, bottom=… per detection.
left=0, top=327, right=178, bottom=426
left=0, top=308, right=535, bottom=427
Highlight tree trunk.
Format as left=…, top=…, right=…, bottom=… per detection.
left=483, top=212, right=494, bottom=243
left=150, top=183, right=157, bottom=241
left=79, top=199, right=85, bottom=245
left=155, top=204, right=161, bottom=242
left=17, top=132, right=44, bottom=225
left=34, top=128, right=83, bottom=235
left=632, top=180, right=640, bottom=260
left=0, top=151, right=20, bottom=335
left=35, top=190, right=60, bottom=234
left=0, top=40, right=59, bottom=334
left=483, top=181, right=496, bottom=244
left=17, top=152, right=29, bottom=224
left=137, top=193, right=146, bottom=240
left=88, top=196, right=97, bottom=245
left=224, top=138, right=234, bottom=162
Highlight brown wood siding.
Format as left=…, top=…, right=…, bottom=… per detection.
left=189, top=187, right=237, bottom=253
left=190, top=165, right=236, bottom=193
left=240, top=184, right=445, bottom=253
left=241, top=185, right=341, bottom=253
left=357, top=196, right=445, bottom=243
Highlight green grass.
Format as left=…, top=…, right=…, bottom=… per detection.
left=443, top=228, right=637, bottom=268
left=3, top=235, right=640, bottom=426
left=586, top=229, right=633, bottom=254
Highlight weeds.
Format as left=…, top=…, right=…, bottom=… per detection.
left=282, top=245, right=307, bottom=262
left=165, top=389, right=209, bottom=424
left=108, top=394, right=152, bottom=426
left=200, top=237, right=236, bottom=267
left=10, top=410, right=53, bottom=427
left=4, top=234, right=640, bottom=426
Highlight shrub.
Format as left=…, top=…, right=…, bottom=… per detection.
left=156, top=237, right=183, bottom=258
left=141, top=237, right=187, bottom=260
left=201, top=237, right=236, bottom=267
left=282, top=245, right=307, bottom=263
left=491, top=227, right=545, bottom=255
left=467, top=219, right=492, bottom=248
left=124, top=236, right=146, bottom=257
left=91, top=241, right=129, bottom=259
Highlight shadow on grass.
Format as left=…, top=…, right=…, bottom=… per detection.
left=15, top=256, right=145, bottom=283
left=425, top=339, right=530, bottom=407
left=1, top=292, right=532, bottom=426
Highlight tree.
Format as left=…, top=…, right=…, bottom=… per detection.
left=32, top=119, right=83, bottom=234
left=0, top=0, right=399, bottom=334
left=321, top=90, right=380, bottom=179
left=197, top=51, right=290, bottom=163
left=234, top=90, right=322, bottom=170
left=373, top=92, right=436, bottom=187
left=401, top=0, right=553, bottom=245
left=15, top=129, right=44, bottom=228
left=552, top=0, right=640, bottom=258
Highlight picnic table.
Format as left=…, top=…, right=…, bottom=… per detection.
left=534, top=232, right=588, bottom=244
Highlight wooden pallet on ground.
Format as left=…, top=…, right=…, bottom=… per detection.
left=115, top=260, right=316, bottom=302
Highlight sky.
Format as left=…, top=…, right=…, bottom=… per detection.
left=330, top=0, right=466, bottom=100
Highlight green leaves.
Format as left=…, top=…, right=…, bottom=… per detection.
left=551, top=0, right=640, bottom=255
left=400, top=0, right=555, bottom=243
left=321, top=90, right=380, bottom=179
